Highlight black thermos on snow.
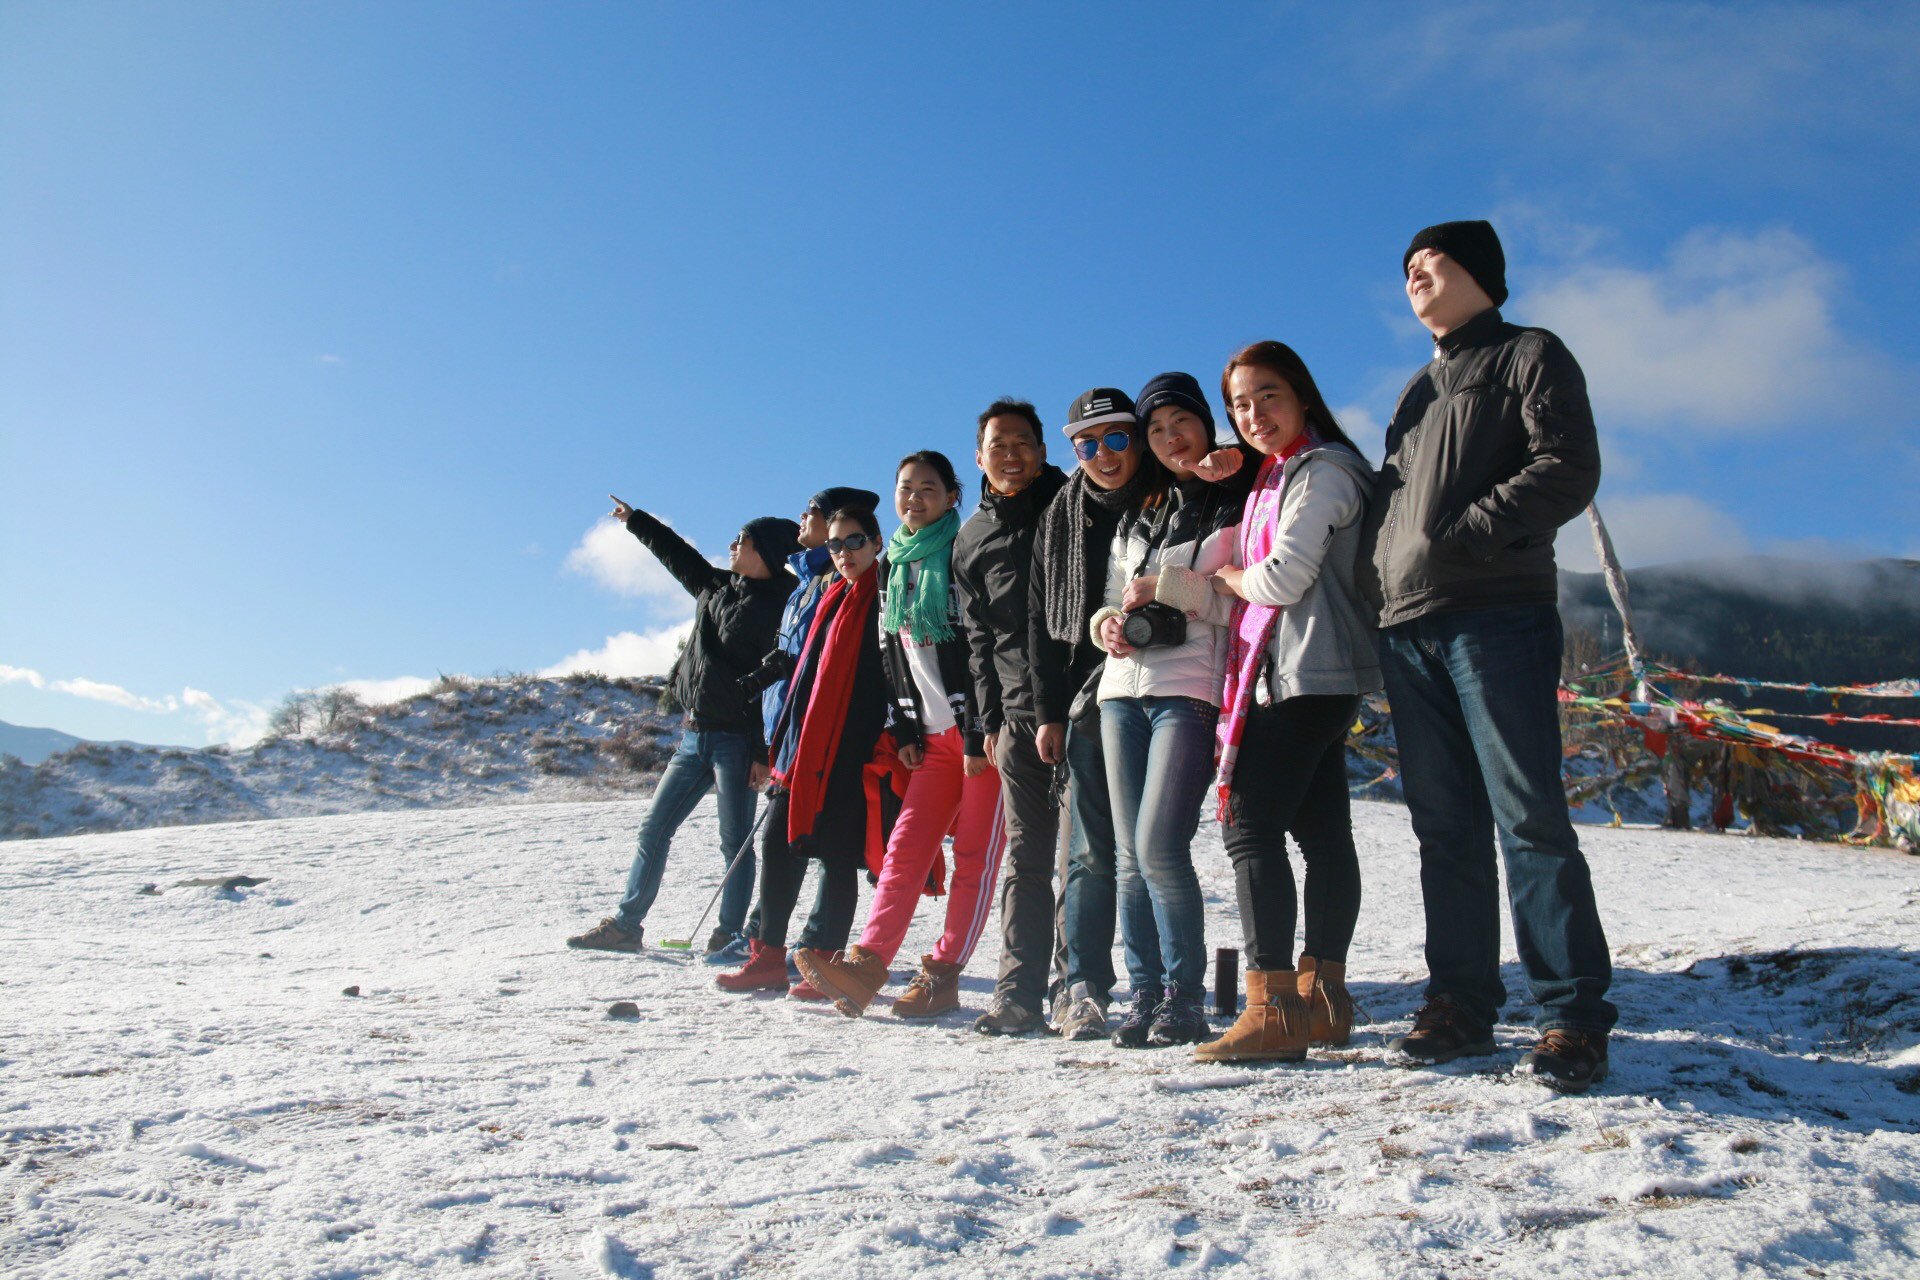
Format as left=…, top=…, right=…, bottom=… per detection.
left=1214, top=947, right=1238, bottom=1017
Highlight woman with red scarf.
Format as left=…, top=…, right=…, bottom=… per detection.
left=717, top=505, right=891, bottom=995
left=1191, top=341, right=1382, bottom=1064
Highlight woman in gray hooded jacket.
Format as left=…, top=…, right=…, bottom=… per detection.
left=1168, top=341, right=1382, bottom=1065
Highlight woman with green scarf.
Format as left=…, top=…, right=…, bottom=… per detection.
left=794, top=451, right=1005, bottom=1022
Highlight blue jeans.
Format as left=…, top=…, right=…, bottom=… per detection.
left=614, top=726, right=759, bottom=938
left=1102, top=696, right=1215, bottom=993
left=1380, top=603, right=1617, bottom=1033
left=1060, top=718, right=1120, bottom=1001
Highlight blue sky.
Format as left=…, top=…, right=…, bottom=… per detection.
left=3, top=2, right=1917, bottom=746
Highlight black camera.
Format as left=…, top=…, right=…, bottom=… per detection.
left=1120, top=602, right=1187, bottom=649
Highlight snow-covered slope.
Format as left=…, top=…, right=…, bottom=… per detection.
left=0, top=676, right=679, bottom=841
left=2, top=799, right=1915, bottom=1277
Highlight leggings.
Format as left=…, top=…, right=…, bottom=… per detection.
left=1222, top=693, right=1362, bottom=971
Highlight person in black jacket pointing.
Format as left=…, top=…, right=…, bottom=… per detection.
left=568, top=496, right=799, bottom=956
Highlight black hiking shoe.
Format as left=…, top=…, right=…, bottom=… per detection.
left=973, top=995, right=1046, bottom=1037
left=1387, top=994, right=1495, bottom=1065
left=1515, top=1027, right=1610, bottom=1094
left=1111, top=985, right=1165, bottom=1048
left=1147, top=985, right=1211, bottom=1046
left=568, top=917, right=643, bottom=952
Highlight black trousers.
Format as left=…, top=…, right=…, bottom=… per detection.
left=1222, top=693, right=1362, bottom=971
left=747, top=791, right=860, bottom=951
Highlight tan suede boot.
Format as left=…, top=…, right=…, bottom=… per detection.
left=792, top=945, right=889, bottom=1019
left=891, top=956, right=962, bottom=1019
left=1297, top=956, right=1353, bottom=1046
left=1193, top=969, right=1311, bottom=1063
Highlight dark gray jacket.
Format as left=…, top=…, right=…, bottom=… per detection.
left=953, top=465, right=1068, bottom=734
left=1361, top=307, right=1601, bottom=629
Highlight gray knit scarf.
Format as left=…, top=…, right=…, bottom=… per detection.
left=1037, top=466, right=1160, bottom=644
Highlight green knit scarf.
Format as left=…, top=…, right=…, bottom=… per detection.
left=883, top=508, right=960, bottom=644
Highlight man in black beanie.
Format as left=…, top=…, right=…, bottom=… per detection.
left=567, top=496, right=799, bottom=958
left=1361, top=219, right=1616, bottom=1092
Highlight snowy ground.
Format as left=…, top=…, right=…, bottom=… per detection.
left=3, top=798, right=1917, bottom=1279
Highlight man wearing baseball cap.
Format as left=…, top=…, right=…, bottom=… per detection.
left=1363, top=219, right=1616, bottom=1092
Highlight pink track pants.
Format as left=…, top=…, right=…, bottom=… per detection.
left=858, top=727, right=1005, bottom=967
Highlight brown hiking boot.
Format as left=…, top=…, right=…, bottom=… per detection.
left=1194, top=969, right=1311, bottom=1063
left=787, top=950, right=830, bottom=1001
left=567, top=917, right=643, bottom=952
left=892, top=956, right=962, bottom=1019
left=1297, top=956, right=1354, bottom=1046
left=792, top=945, right=889, bottom=1018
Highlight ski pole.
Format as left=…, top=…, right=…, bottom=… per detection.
left=658, top=800, right=771, bottom=951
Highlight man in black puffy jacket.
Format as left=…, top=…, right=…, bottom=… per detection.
left=952, top=398, right=1069, bottom=1035
left=568, top=498, right=799, bottom=956
left=1362, top=220, right=1617, bottom=1093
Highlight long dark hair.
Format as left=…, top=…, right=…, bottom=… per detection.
left=1220, top=341, right=1364, bottom=459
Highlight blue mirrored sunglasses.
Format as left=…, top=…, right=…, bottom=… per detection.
left=1072, top=429, right=1133, bottom=461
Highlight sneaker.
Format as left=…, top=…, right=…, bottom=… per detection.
left=973, top=995, right=1045, bottom=1036
left=706, top=928, right=744, bottom=958
left=1056, top=982, right=1110, bottom=1041
left=567, top=918, right=643, bottom=952
left=1147, top=985, right=1210, bottom=1046
left=1515, top=1027, right=1610, bottom=1094
left=1386, top=994, right=1495, bottom=1065
left=1110, top=985, right=1165, bottom=1048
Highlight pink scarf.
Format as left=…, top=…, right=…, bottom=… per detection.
left=1215, top=435, right=1313, bottom=821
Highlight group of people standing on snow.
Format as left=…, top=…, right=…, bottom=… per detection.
left=565, top=219, right=1620, bottom=1095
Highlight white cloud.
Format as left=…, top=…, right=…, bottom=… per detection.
left=182, top=687, right=271, bottom=747
left=563, top=519, right=696, bottom=616
left=1519, top=228, right=1885, bottom=433
left=49, top=677, right=178, bottom=714
left=338, top=675, right=434, bottom=706
left=541, top=624, right=693, bottom=680
left=1559, top=492, right=1752, bottom=573
left=1332, top=404, right=1383, bottom=461
left=0, top=663, right=44, bottom=688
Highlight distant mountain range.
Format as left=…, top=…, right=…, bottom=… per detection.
left=0, top=720, right=171, bottom=766
left=1558, top=556, right=1920, bottom=753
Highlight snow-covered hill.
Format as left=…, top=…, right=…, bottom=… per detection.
left=2, top=798, right=1915, bottom=1277
left=0, top=675, right=680, bottom=842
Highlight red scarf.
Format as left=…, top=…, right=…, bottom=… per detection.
left=777, top=567, right=878, bottom=843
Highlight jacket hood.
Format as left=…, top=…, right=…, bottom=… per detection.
left=1285, top=438, right=1375, bottom=494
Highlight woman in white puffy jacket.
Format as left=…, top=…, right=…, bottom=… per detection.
left=1086, top=371, right=1250, bottom=1047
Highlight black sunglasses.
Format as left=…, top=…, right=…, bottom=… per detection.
left=826, top=533, right=873, bottom=554
left=1072, top=429, right=1133, bottom=461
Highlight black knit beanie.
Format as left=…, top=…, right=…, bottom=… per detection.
left=1403, top=219, right=1508, bottom=307
left=808, top=486, right=880, bottom=518
left=741, top=516, right=801, bottom=567
left=1134, top=372, right=1217, bottom=442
